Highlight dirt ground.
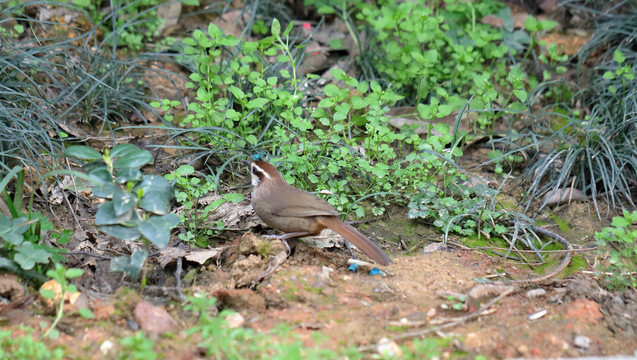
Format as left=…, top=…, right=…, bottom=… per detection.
left=3, top=202, right=637, bottom=359
left=2, top=1, right=636, bottom=358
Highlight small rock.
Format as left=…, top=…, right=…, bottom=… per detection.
left=99, top=340, right=114, bottom=356
left=526, top=288, right=547, bottom=298
left=133, top=301, right=178, bottom=335
left=542, top=187, right=587, bottom=206
left=573, top=335, right=591, bottom=349
left=423, top=242, right=447, bottom=254
left=213, top=289, right=266, bottom=312
left=528, top=309, right=547, bottom=320
left=127, top=319, right=139, bottom=331
left=377, top=337, right=402, bottom=357
left=225, top=312, right=245, bottom=329
left=319, top=266, right=334, bottom=282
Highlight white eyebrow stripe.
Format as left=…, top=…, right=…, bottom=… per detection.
left=252, top=164, right=271, bottom=179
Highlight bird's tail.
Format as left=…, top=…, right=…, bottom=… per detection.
left=317, top=217, right=392, bottom=266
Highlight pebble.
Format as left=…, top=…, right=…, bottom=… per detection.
left=526, top=288, right=547, bottom=298
left=377, top=337, right=402, bottom=357
left=423, top=242, right=447, bottom=254
left=225, top=312, right=245, bottom=329
left=99, top=340, right=114, bottom=355
left=573, top=335, right=591, bottom=349
left=528, top=309, right=547, bottom=320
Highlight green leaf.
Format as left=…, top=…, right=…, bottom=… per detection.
left=113, top=149, right=153, bottom=169
left=64, top=146, right=102, bottom=161
left=14, top=242, right=51, bottom=270
left=513, top=89, right=528, bottom=102
left=138, top=214, right=180, bottom=249
left=115, top=168, right=143, bottom=184
left=71, top=0, right=90, bottom=7
left=135, top=175, right=174, bottom=215
left=110, top=144, right=141, bottom=159
left=65, top=268, right=84, bottom=278
left=0, top=216, right=27, bottom=245
left=603, top=71, right=616, bottom=80
left=96, top=202, right=134, bottom=225
left=247, top=98, right=269, bottom=109
left=611, top=216, right=630, bottom=228
left=437, top=104, right=453, bottom=117
left=229, top=85, right=245, bottom=100
left=524, top=16, right=538, bottom=31
left=92, top=181, right=120, bottom=199
left=79, top=308, right=95, bottom=319
left=271, top=19, right=281, bottom=37
left=328, top=38, right=342, bottom=49
left=613, top=50, right=626, bottom=64
left=318, top=98, right=335, bottom=108
left=40, top=288, right=56, bottom=299
left=370, top=81, right=382, bottom=93
left=317, top=6, right=334, bottom=14
left=538, top=19, right=557, bottom=31
left=110, top=249, right=148, bottom=280
left=100, top=225, right=141, bottom=241
left=351, top=96, right=367, bottom=109
left=323, top=84, right=340, bottom=97
left=224, top=193, right=244, bottom=203
left=208, top=23, right=220, bottom=39
left=112, top=189, right=137, bottom=217
left=283, top=21, right=294, bottom=37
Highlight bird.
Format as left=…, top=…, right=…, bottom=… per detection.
left=248, top=160, right=392, bottom=266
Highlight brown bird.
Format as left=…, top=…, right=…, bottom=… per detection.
left=248, top=161, right=391, bottom=266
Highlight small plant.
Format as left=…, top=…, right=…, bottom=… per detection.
left=64, top=144, right=180, bottom=281
left=602, top=50, right=635, bottom=96
left=119, top=332, right=158, bottom=360
left=441, top=294, right=467, bottom=311
left=52, top=0, right=197, bottom=52
left=185, top=294, right=363, bottom=359
left=157, top=18, right=459, bottom=216
left=39, top=264, right=93, bottom=339
left=487, top=149, right=524, bottom=176
left=408, top=183, right=507, bottom=239
left=165, top=165, right=244, bottom=246
left=403, top=338, right=444, bottom=359
left=0, top=327, right=64, bottom=360
left=0, top=167, right=66, bottom=281
left=595, top=209, right=637, bottom=290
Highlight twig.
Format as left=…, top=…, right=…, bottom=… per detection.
left=249, top=251, right=288, bottom=289
left=474, top=224, right=573, bottom=286
left=175, top=257, right=185, bottom=302
left=63, top=251, right=112, bottom=260
left=447, top=240, right=595, bottom=254
left=357, top=287, right=515, bottom=351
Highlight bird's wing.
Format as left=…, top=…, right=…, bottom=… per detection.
left=270, top=186, right=339, bottom=218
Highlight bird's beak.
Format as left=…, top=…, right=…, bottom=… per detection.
left=242, top=160, right=252, bottom=166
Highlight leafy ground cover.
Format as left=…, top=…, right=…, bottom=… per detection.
left=0, top=0, right=636, bottom=358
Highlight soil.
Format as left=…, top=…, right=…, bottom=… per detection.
left=2, top=1, right=637, bottom=359
left=3, top=200, right=637, bottom=358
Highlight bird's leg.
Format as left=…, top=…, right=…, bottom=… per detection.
left=260, top=232, right=309, bottom=255
left=342, top=239, right=358, bottom=260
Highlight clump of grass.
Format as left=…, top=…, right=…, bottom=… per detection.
left=495, top=1, right=636, bottom=217
left=0, top=2, right=183, bottom=177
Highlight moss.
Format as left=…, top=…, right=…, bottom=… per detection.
left=550, top=214, right=571, bottom=232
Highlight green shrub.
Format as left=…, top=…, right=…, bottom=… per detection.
left=64, top=144, right=180, bottom=280
left=157, top=20, right=468, bottom=216
left=595, top=209, right=637, bottom=290
left=165, top=165, right=244, bottom=246
left=0, top=167, right=67, bottom=281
